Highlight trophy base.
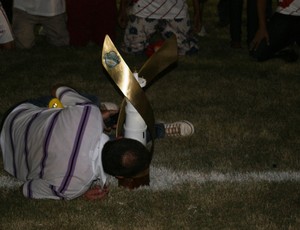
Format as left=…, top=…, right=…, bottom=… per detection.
left=117, top=168, right=150, bottom=189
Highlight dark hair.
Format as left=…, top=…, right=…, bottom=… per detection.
left=102, top=138, right=152, bottom=178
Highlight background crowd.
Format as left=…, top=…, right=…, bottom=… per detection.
left=0, top=0, right=300, bottom=62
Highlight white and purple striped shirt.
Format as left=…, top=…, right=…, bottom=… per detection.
left=130, top=0, right=188, bottom=19
left=0, top=87, right=108, bottom=200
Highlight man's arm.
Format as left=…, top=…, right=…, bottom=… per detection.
left=192, top=0, right=202, bottom=34
left=83, top=185, right=109, bottom=201
left=51, top=85, right=92, bottom=107
left=250, top=0, right=269, bottom=50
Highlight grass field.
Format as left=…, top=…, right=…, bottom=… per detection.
left=1, top=1, right=300, bottom=229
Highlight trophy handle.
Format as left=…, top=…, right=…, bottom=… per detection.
left=138, top=35, right=178, bottom=86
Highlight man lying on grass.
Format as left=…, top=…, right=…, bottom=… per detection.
left=0, top=85, right=194, bottom=200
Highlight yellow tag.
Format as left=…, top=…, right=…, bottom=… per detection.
left=48, top=98, right=64, bottom=108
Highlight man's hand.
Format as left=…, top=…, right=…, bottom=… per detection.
left=83, top=185, right=109, bottom=201
left=250, top=0, right=269, bottom=51
left=102, top=110, right=119, bottom=132
left=101, top=110, right=118, bottom=120
left=250, top=28, right=269, bottom=51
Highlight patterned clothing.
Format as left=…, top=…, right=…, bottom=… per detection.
left=129, top=0, right=188, bottom=19
left=0, top=87, right=108, bottom=200
left=123, top=0, right=198, bottom=55
left=277, top=0, right=300, bottom=16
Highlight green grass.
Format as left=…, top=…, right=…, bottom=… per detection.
left=1, top=0, right=300, bottom=229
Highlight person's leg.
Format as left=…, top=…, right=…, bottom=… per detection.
left=123, top=16, right=157, bottom=54
left=246, top=0, right=258, bottom=47
left=146, top=121, right=195, bottom=142
left=12, top=8, right=36, bottom=49
left=265, top=0, right=273, bottom=21
left=42, top=13, right=69, bottom=47
left=162, top=17, right=198, bottom=55
left=194, top=0, right=208, bottom=36
left=291, top=15, right=300, bottom=46
left=229, top=0, right=244, bottom=48
left=154, top=123, right=166, bottom=140
left=251, top=13, right=299, bottom=62
left=217, top=0, right=230, bottom=27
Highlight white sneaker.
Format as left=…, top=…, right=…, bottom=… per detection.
left=164, top=120, right=194, bottom=137
left=100, top=102, right=119, bottom=111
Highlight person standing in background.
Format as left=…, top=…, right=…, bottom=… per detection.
left=12, top=0, right=69, bottom=49
left=217, top=0, right=244, bottom=48
left=217, top=0, right=272, bottom=49
left=250, top=0, right=300, bottom=62
left=193, top=0, right=208, bottom=37
left=118, top=0, right=199, bottom=56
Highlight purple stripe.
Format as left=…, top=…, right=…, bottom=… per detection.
left=40, top=111, right=61, bottom=178
left=27, top=180, right=33, bottom=199
left=24, top=112, right=41, bottom=180
left=76, top=102, right=94, bottom=106
left=50, top=185, right=64, bottom=200
left=8, top=109, right=29, bottom=177
left=59, top=106, right=91, bottom=194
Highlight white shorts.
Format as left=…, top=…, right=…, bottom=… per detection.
left=123, top=15, right=198, bottom=56
left=0, top=4, right=14, bottom=44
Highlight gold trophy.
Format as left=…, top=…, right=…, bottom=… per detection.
left=102, top=35, right=177, bottom=189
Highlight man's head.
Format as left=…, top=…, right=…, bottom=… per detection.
left=102, top=138, right=152, bottom=178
